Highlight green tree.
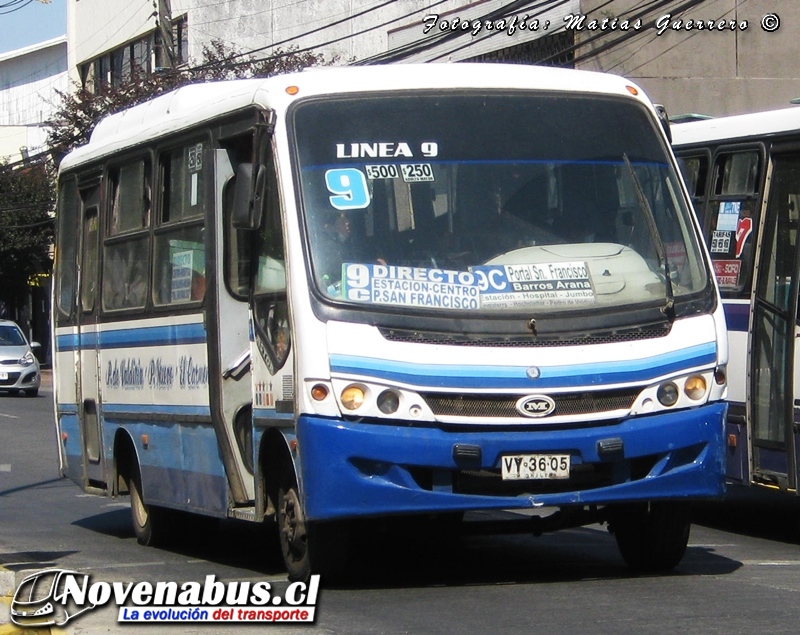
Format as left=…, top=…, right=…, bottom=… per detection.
left=0, top=159, right=55, bottom=317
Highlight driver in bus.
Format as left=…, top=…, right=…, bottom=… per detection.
left=315, top=210, right=384, bottom=295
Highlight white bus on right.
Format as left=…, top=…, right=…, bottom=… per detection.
left=673, top=107, right=800, bottom=493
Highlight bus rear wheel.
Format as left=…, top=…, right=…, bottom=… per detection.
left=611, top=501, right=691, bottom=572
left=129, top=462, right=170, bottom=546
left=277, top=464, right=350, bottom=582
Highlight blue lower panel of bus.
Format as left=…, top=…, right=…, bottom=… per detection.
left=58, top=405, right=228, bottom=516
left=297, top=403, right=727, bottom=521
left=107, top=419, right=229, bottom=516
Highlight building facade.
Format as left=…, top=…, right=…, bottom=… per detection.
left=0, top=36, right=68, bottom=164
left=65, top=0, right=800, bottom=119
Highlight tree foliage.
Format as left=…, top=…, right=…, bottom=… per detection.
left=47, top=43, right=334, bottom=162
left=0, top=160, right=56, bottom=301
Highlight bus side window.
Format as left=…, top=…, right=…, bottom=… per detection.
left=103, top=237, right=149, bottom=310
left=253, top=154, right=290, bottom=373
left=80, top=207, right=99, bottom=313
left=55, top=178, right=80, bottom=321
left=103, top=159, right=151, bottom=311
left=109, top=159, right=151, bottom=234
left=154, top=140, right=207, bottom=306
left=222, top=134, right=256, bottom=299
left=707, top=150, right=761, bottom=298
left=676, top=154, right=709, bottom=227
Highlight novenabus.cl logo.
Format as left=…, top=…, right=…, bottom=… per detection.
left=11, top=569, right=97, bottom=627
left=11, top=569, right=321, bottom=626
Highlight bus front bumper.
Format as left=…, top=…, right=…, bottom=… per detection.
left=296, top=402, right=727, bottom=521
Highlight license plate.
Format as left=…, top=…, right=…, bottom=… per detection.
left=0, top=372, right=7, bottom=380
left=501, top=454, right=570, bottom=480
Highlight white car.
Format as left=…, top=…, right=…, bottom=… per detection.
left=0, top=320, right=41, bottom=397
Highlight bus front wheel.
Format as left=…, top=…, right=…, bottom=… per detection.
left=277, top=464, right=350, bottom=582
left=610, top=501, right=690, bottom=572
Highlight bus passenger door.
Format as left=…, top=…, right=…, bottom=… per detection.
left=76, top=185, right=106, bottom=488
left=749, top=153, right=800, bottom=492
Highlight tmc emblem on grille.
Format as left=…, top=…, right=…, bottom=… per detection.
left=526, top=367, right=541, bottom=380
left=516, top=394, right=556, bottom=417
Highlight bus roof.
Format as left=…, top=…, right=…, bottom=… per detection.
left=672, top=106, right=800, bottom=147
left=60, top=63, right=652, bottom=172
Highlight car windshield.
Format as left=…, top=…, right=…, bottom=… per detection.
left=293, top=92, right=708, bottom=316
left=0, top=325, right=25, bottom=346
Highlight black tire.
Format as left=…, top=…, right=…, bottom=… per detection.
left=24, top=388, right=38, bottom=397
left=611, top=501, right=691, bottom=572
left=277, top=463, right=350, bottom=583
left=129, top=462, right=171, bottom=546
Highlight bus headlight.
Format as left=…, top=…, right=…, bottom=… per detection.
left=377, top=389, right=400, bottom=414
left=684, top=375, right=707, bottom=400
left=657, top=382, right=679, bottom=407
left=340, top=385, right=366, bottom=410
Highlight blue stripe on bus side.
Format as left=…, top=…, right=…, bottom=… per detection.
left=102, top=403, right=211, bottom=417
left=330, top=342, right=717, bottom=390
left=723, top=302, right=749, bottom=333
left=55, top=322, right=206, bottom=352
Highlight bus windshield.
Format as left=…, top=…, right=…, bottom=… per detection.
left=294, top=93, right=708, bottom=317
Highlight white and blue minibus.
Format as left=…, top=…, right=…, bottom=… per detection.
left=53, top=64, right=728, bottom=581
left=674, top=107, right=800, bottom=495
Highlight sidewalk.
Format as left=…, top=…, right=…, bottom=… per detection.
left=40, top=368, right=52, bottom=390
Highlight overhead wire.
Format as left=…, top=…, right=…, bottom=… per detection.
left=606, top=0, right=746, bottom=75
left=188, top=0, right=404, bottom=72
left=353, top=0, right=564, bottom=65
left=0, top=0, right=33, bottom=14
left=564, top=0, right=709, bottom=68
left=425, top=0, right=574, bottom=64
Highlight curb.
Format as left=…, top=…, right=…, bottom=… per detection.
left=0, top=566, right=13, bottom=630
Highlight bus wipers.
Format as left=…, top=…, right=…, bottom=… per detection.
left=622, top=153, right=675, bottom=321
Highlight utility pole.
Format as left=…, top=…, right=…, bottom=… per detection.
left=153, top=0, right=176, bottom=70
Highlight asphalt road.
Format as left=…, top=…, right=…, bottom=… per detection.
left=3, top=373, right=800, bottom=634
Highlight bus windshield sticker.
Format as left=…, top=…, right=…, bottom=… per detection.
left=400, top=163, right=435, bottom=182
left=339, top=262, right=595, bottom=309
left=325, top=168, right=371, bottom=210
left=188, top=143, right=203, bottom=207
left=716, top=201, right=741, bottom=232
left=473, top=263, right=595, bottom=308
left=171, top=250, right=194, bottom=302
left=710, top=231, right=731, bottom=253
left=342, top=263, right=480, bottom=309
left=712, top=259, right=741, bottom=287
left=187, top=143, right=203, bottom=172
left=365, top=164, right=400, bottom=180
left=735, top=215, right=753, bottom=257
left=335, top=141, right=438, bottom=159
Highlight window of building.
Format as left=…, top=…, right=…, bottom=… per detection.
left=79, top=14, right=188, bottom=92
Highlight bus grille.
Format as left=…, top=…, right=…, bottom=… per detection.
left=422, top=388, right=639, bottom=418
left=379, top=326, right=670, bottom=347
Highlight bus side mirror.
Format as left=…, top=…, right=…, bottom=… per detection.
left=232, top=163, right=266, bottom=230
left=654, top=104, right=672, bottom=143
